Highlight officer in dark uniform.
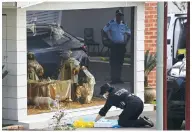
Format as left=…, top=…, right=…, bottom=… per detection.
left=95, top=83, right=154, bottom=128
left=103, top=10, right=131, bottom=84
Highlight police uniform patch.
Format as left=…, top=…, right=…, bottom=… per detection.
left=110, top=19, right=114, bottom=23
left=106, top=23, right=110, bottom=27
left=114, top=89, right=128, bottom=96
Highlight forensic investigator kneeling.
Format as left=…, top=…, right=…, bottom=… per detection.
left=95, top=83, right=154, bottom=128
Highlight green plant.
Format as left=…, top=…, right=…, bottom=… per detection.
left=2, top=65, right=8, bottom=79
left=100, top=57, right=108, bottom=61
left=144, top=93, right=155, bottom=103
left=151, top=100, right=156, bottom=104
left=99, top=57, right=131, bottom=64
left=144, top=50, right=157, bottom=87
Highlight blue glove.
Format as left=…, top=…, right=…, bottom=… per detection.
left=112, top=125, right=121, bottom=128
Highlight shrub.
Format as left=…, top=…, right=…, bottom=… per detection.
left=48, top=109, right=75, bottom=130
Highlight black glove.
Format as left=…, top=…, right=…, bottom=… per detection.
left=119, top=101, right=126, bottom=109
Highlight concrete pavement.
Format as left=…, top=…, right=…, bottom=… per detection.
left=106, top=111, right=156, bottom=130
left=77, top=111, right=156, bottom=130
left=32, top=111, right=156, bottom=130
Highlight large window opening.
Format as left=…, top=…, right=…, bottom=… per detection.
left=26, top=7, right=135, bottom=115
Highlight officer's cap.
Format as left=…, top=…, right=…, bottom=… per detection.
left=100, top=83, right=111, bottom=95
left=116, top=10, right=124, bottom=16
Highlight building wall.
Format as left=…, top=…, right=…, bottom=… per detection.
left=26, top=11, right=62, bottom=24
left=61, top=7, right=132, bottom=53
left=61, top=5, right=145, bottom=101
left=144, top=2, right=157, bottom=88
left=144, top=2, right=186, bottom=88
left=168, top=2, right=187, bottom=14
left=134, top=3, right=145, bottom=101
left=2, top=8, right=27, bottom=121
left=2, top=2, right=145, bottom=123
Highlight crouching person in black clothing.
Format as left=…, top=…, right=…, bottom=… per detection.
left=95, top=83, right=154, bottom=128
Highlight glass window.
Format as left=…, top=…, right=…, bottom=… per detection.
left=27, top=25, right=72, bottom=47
left=43, top=26, right=71, bottom=46
left=173, top=18, right=187, bottom=58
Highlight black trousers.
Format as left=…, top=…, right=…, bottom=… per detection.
left=118, top=95, right=145, bottom=127
left=109, top=44, right=126, bottom=81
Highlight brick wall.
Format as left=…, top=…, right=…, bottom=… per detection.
left=144, top=2, right=157, bottom=88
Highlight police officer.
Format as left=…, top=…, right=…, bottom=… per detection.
left=95, top=83, right=154, bottom=128
left=103, top=10, right=131, bottom=84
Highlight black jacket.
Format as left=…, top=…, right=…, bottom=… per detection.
left=99, top=88, right=133, bottom=116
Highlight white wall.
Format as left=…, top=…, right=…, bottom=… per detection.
left=26, top=11, right=62, bottom=25
left=2, top=2, right=145, bottom=123
left=61, top=7, right=132, bottom=53
left=168, top=2, right=187, bottom=14
left=25, top=2, right=138, bottom=11
left=2, top=8, right=27, bottom=121
left=134, top=3, right=145, bottom=101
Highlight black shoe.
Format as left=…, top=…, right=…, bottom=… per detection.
left=139, top=117, right=154, bottom=127
left=144, top=116, right=150, bottom=120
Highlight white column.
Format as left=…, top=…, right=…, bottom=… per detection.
left=2, top=8, right=27, bottom=121
left=134, top=3, right=145, bottom=102
left=156, top=2, right=164, bottom=130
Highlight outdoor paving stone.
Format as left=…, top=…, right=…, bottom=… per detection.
left=31, top=111, right=156, bottom=130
